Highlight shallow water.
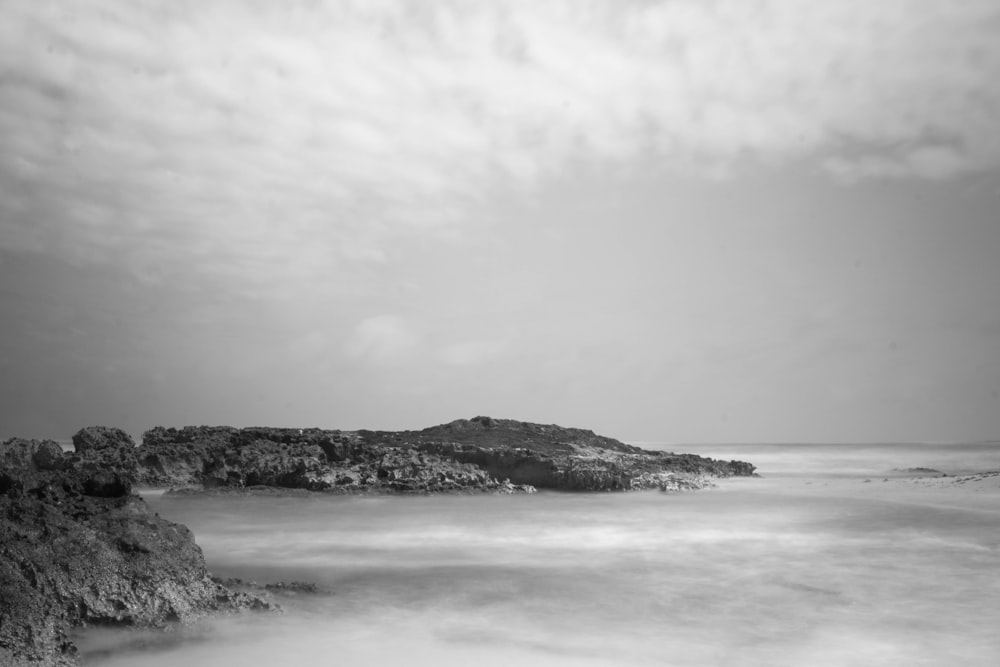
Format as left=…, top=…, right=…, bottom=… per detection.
left=78, top=443, right=1000, bottom=666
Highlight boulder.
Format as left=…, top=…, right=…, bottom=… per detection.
left=1, top=438, right=65, bottom=472
left=71, top=426, right=135, bottom=454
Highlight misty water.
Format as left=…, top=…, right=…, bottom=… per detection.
left=77, top=443, right=1000, bottom=666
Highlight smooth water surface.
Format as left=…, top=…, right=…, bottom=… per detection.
left=78, top=443, right=1000, bottom=666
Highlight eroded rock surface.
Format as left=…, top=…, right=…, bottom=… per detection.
left=0, top=438, right=270, bottom=667
left=130, top=416, right=755, bottom=493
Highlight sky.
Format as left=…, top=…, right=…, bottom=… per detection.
left=1, top=0, right=999, bottom=444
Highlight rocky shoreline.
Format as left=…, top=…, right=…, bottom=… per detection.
left=0, top=438, right=273, bottom=667
left=1, top=417, right=756, bottom=665
left=135, top=416, right=756, bottom=493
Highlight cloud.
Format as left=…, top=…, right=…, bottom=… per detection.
left=1, top=0, right=998, bottom=290
left=345, top=315, right=419, bottom=366
left=437, top=338, right=509, bottom=367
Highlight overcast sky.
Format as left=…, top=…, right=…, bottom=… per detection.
left=2, top=0, right=999, bottom=444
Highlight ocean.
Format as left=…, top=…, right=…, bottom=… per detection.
left=76, top=442, right=1000, bottom=666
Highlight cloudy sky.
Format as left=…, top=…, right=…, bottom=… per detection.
left=2, top=0, right=999, bottom=444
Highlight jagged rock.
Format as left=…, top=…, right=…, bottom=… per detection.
left=31, top=440, right=66, bottom=471
left=0, top=438, right=66, bottom=473
left=1, top=439, right=68, bottom=497
left=0, top=438, right=272, bottom=667
left=135, top=427, right=335, bottom=489
left=65, top=427, right=141, bottom=484
left=71, top=426, right=135, bottom=454
left=264, top=581, right=323, bottom=594
left=359, top=416, right=647, bottom=456
left=134, top=427, right=536, bottom=494
left=135, top=426, right=236, bottom=487
left=128, top=418, right=754, bottom=494
left=210, top=577, right=329, bottom=597
left=201, top=439, right=331, bottom=490
left=81, top=470, right=132, bottom=498
left=410, top=440, right=753, bottom=492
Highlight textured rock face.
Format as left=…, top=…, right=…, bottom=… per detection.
left=361, top=416, right=648, bottom=456
left=0, top=438, right=270, bottom=667
left=134, top=427, right=536, bottom=493
left=66, top=426, right=141, bottom=483
left=130, top=418, right=755, bottom=494
left=135, top=426, right=329, bottom=488
left=410, top=441, right=754, bottom=492
left=71, top=426, right=135, bottom=454
left=0, top=438, right=67, bottom=478
left=325, top=446, right=534, bottom=494
left=381, top=419, right=757, bottom=490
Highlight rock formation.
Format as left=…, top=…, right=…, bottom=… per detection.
left=129, top=416, right=755, bottom=493
left=0, top=437, right=270, bottom=667
left=0, top=417, right=757, bottom=664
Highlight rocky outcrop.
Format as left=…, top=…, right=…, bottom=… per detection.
left=70, top=426, right=134, bottom=454
left=322, top=445, right=534, bottom=494
left=1, top=418, right=756, bottom=662
left=212, top=577, right=329, bottom=596
left=369, top=418, right=757, bottom=490
left=135, top=426, right=234, bottom=486
left=0, top=438, right=66, bottom=476
left=61, top=426, right=142, bottom=485
left=358, top=415, right=648, bottom=456
left=127, top=417, right=754, bottom=494
left=0, top=438, right=271, bottom=667
left=133, top=426, right=535, bottom=494
left=135, top=426, right=334, bottom=489
left=410, top=441, right=753, bottom=492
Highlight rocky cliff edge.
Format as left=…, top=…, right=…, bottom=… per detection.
left=0, top=436, right=271, bottom=667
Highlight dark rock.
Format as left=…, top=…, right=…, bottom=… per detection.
left=316, top=445, right=536, bottom=494
left=359, top=416, right=648, bottom=456
left=71, top=426, right=135, bottom=454
left=129, top=418, right=755, bottom=494
left=135, top=427, right=333, bottom=490
left=1, top=438, right=71, bottom=496
left=81, top=470, right=132, bottom=498
left=32, top=440, right=66, bottom=471
left=1, top=438, right=66, bottom=472
left=135, top=427, right=536, bottom=494
left=196, top=438, right=328, bottom=490
left=209, top=577, right=328, bottom=597
left=264, top=581, right=323, bottom=595
left=0, top=443, right=272, bottom=666
left=411, top=440, right=754, bottom=492
left=66, top=427, right=140, bottom=484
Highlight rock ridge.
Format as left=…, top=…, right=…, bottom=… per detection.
left=128, top=416, right=755, bottom=493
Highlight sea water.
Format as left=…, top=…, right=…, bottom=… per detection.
left=77, top=443, right=1000, bottom=666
